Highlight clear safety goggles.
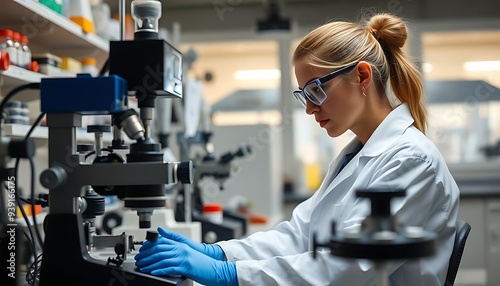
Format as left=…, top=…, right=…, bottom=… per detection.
left=293, top=62, right=358, bottom=108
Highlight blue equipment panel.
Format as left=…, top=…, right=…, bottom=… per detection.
left=40, top=74, right=128, bottom=114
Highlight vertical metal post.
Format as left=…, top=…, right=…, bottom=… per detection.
left=279, top=37, right=295, bottom=193
left=184, top=184, right=192, bottom=223
left=375, top=262, right=389, bottom=286
left=119, top=0, right=126, bottom=41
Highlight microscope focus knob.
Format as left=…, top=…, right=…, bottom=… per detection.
left=177, top=161, right=193, bottom=184
left=87, top=125, right=112, bottom=133
left=146, top=230, right=159, bottom=242
left=40, top=165, right=67, bottom=189
left=77, top=144, right=94, bottom=154
left=8, top=138, right=36, bottom=159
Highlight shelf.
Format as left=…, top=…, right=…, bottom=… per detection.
left=0, top=65, right=46, bottom=102
left=0, top=0, right=108, bottom=66
left=2, top=123, right=48, bottom=147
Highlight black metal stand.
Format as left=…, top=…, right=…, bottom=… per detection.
left=39, top=214, right=183, bottom=286
left=313, top=189, right=437, bottom=286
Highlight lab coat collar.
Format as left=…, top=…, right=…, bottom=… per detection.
left=314, top=103, right=414, bottom=205
left=359, top=103, right=414, bottom=157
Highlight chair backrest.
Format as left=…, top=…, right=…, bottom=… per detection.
left=444, top=220, right=471, bottom=286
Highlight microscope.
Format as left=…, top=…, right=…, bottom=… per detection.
left=38, top=1, right=194, bottom=285
left=313, top=189, right=437, bottom=286
left=175, top=128, right=253, bottom=243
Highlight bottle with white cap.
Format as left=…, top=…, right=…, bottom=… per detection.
left=11, top=32, right=21, bottom=67
left=20, top=35, right=31, bottom=69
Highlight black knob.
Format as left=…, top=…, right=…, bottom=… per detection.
left=82, top=189, right=105, bottom=218
left=146, top=230, right=159, bottom=242
left=177, top=161, right=193, bottom=184
left=77, top=144, right=94, bottom=153
left=87, top=125, right=111, bottom=133
left=9, top=138, right=35, bottom=158
left=356, top=189, right=406, bottom=217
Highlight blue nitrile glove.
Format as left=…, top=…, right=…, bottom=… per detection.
left=138, top=227, right=225, bottom=261
left=135, top=230, right=238, bottom=286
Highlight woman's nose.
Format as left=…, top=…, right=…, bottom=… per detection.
left=305, top=100, right=319, bottom=115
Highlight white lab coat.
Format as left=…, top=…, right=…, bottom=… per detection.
left=216, top=103, right=460, bottom=286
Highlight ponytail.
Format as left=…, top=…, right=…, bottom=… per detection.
left=367, top=13, right=427, bottom=133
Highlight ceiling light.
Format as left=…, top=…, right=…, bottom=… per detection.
left=463, top=61, right=500, bottom=71
left=234, top=69, right=281, bottom=80
left=422, top=63, right=433, bottom=73
left=256, top=1, right=291, bottom=33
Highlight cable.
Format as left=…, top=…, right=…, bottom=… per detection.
left=14, top=158, right=38, bottom=284
left=28, top=156, right=43, bottom=249
left=26, top=113, right=45, bottom=139
left=25, top=253, right=42, bottom=285
left=11, top=113, right=46, bottom=284
left=0, top=83, right=41, bottom=136
left=21, top=112, right=46, bottom=250
left=99, top=57, right=110, bottom=76
left=21, top=228, right=42, bottom=285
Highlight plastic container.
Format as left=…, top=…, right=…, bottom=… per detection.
left=0, top=29, right=17, bottom=66
left=32, top=53, right=62, bottom=76
left=40, top=0, right=63, bottom=14
left=202, top=204, right=223, bottom=224
left=61, top=57, right=82, bottom=74
left=81, top=57, right=98, bottom=76
left=3, top=101, right=30, bottom=125
left=64, top=0, right=95, bottom=33
left=20, top=35, right=31, bottom=69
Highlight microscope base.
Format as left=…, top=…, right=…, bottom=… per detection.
left=113, top=209, right=202, bottom=242
left=40, top=213, right=189, bottom=286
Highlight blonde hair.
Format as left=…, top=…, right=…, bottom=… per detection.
left=293, top=13, right=427, bottom=133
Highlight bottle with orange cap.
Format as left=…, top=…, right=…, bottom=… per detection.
left=81, top=57, right=98, bottom=76
left=0, top=29, right=17, bottom=67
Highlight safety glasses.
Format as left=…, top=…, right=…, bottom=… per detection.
left=293, top=62, right=358, bottom=108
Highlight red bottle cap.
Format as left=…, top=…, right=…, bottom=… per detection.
left=28, top=61, right=39, bottom=72
left=203, top=204, right=222, bottom=213
left=20, top=35, right=28, bottom=44
left=0, top=29, right=13, bottom=37
left=12, top=32, right=20, bottom=41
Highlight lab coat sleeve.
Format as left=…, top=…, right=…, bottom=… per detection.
left=216, top=191, right=317, bottom=261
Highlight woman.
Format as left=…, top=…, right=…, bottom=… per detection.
left=135, top=12, right=460, bottom=286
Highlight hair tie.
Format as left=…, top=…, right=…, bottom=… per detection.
left=371, top=29, right=381, bottom=41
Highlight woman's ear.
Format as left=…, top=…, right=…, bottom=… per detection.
left=357, top=61, right=372, bottom=88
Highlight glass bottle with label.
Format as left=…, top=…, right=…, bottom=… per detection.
left=20, top=35, right=31, bottom=69
left=11, top=32, right=21, bottom=67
